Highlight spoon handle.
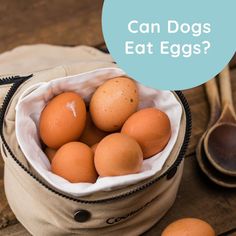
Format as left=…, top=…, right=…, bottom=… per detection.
left=205, top=77, right=221, bottom=126
left=219, top=65, right=235, bottom=111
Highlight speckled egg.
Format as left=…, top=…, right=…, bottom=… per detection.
left=90, top=77, right=139, bottom=132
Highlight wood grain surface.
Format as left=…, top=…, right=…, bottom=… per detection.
left=0, top=0, right=104, bottom=54
left=0, top=1, right=235, bottom=235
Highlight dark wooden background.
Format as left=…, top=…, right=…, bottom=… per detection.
left=0, top=1, right=235, bottom=235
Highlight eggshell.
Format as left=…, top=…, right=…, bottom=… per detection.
left=44, top=147, right=57, bottom=162
left=121, top=107, right=171, bottom=159
left=90, top=77, right=139, bottom=132
left=94, top=133, right=143, bottom=176
left=161, top=218, right=216, bottom=236
left=39, top=92, right=86, bottom=149
left=79, top=112, right=108, bottom=146
left=51, top=142, right=97, bottom=183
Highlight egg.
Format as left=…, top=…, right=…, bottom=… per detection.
left=161, top=218, right=216, bottom=236
left=51, top=142, right=97, bottom=183
left=39, top=92, right=86, bottom=149
left=121, top=107, right=171, bottom=159
left=79, top=112, right=108, bottom=146
left=90, top=77, right=139, bottom=132
left=94, top=133, right=143, bottom=176
left=44, top=147, right=57, bottom=162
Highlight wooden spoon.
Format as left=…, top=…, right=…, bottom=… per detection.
left=198, top=144, right=236, bottom=188
left=204, top=66, right=236, bottom=176
left=196, top=77, right=236, bottom=187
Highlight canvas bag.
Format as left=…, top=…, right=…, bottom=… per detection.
left=0, top=45, right=191, bottom=236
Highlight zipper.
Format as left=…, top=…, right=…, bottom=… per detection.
left=0, top=74, right=33, bottom=85
left=0, top=74, right=33, bottom=115
left=0, top=76, right=192, bottom=204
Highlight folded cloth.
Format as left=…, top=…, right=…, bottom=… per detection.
left=15, top=67, right=182, bottom=196
left=0, top=44, right=113, bottom=76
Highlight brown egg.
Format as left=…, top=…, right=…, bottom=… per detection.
left=44, top=147, right=57, bottom=162
left=51, top=142, right=97, bottom=183
left=91, top=143, right=98, bottom=153
left=79, top=112, right=108, bottom=146
left=121, top=108, right=171, bottom=159
left=90, top=77, right=139, bottom=132
left=161, top=218, right=216, bottom=236
left=39, top=92, right=86, bottom=149
left=94, top=133, right=143, bottom=176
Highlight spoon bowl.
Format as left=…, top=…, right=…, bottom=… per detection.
left=204, top=66, right=236, bottom=177
left=206, top=122, right=236, bottom=176
left=196, top=135, right=236, bottom=188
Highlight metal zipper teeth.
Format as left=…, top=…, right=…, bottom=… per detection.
left=0, top=78, right=192, bottom=204
left=0, top=75, right=33, bottom=85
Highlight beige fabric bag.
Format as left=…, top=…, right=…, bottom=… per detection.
left=0, top=45, right=191, bottom=236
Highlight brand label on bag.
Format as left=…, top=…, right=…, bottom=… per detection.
left=106, top=195, right=158, bottom=225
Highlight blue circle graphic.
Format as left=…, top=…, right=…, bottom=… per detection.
left=102, top=0, right=236, bottom=90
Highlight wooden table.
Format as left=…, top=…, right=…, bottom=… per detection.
left=0, top=1, right=235, bottom=235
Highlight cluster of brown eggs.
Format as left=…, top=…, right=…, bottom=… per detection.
left=39, top=77, right=171, bottom=183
